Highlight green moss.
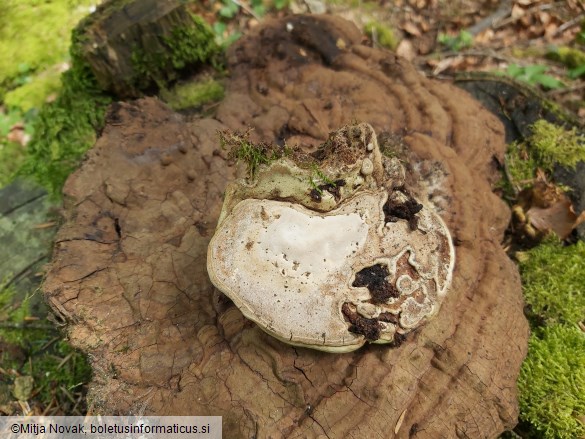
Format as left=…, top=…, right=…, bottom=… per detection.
left=131, top=15, right=220, bottom=92
left=0, top=142, right=27, bottom=187
left=18, top=28, right=112, bottom=196
left=519, top=239, right=585, bottom=324
left=220, top=129, right=287, bottom=178
left=0, top=280, right=30, bottom=344
left=0, top=0, right=94, bottom=98
left=516, top=238, right=585, bottom=438
left=160, top=78, right=224, bottom=111
left=4, top=68, right=62, bottom=112
left=510, top=47, right=546, bottom=59
left=0, top=108, right=32, bottom=187
left=529, top=120, right=585, bottom=170
left=505, top=120, right=585, bottom=191
left=364, top=21, right=399, bottom=51
left=518, top=324, right=585, bottom=439
left=505, top=140, right=537, bottom=190
left=546, top=46, right=585, bottom=69
left=32, top=339, right=92, bottom=408
left=0, top=280, right=91, bottom=412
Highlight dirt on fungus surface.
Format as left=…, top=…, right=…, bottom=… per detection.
left=43, top=15, right=529, bottom=438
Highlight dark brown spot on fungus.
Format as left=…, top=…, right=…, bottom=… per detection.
left=342, top=303, right=381, bottom=340
left=383, top=191, right=423, bottom=231
left=352, top=264, right=399, bottom=303
left=378, top=312, right=400, bottom=324
left=309, top=188, right=322, bottom=202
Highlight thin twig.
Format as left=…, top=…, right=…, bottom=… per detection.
left=467, top=0, right=512, bottom=35
left=546, top=82, right=585, bottom=96
left=60, top=386, right=76, bottom=405
left=504, top=155, right=520, bottom=197
left=57, top=353, right=73, bottom=369
left=0, top=322, right=57, bottom=330
left=231, top=0, right=261, bottom=21
left=553, top=13, right=585, bottom=37
left=423, top=48, right=526, bottom=65
left=494, top=1, right=559, bottom=29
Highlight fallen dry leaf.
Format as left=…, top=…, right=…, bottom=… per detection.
left=527, top=193, right=581, bottom=239
left=402, top=22, right=421, bottom=37
left=396, top=39, right=416, bottom=60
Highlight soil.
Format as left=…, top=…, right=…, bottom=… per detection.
left=43, top=15, right=528, bottom=438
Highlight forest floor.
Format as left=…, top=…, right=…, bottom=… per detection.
left=202, top=0, right=585, bottom=115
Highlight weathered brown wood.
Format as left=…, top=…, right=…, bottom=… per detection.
left=43, top=15, right=530, bottom=438
left=76, top=0, right=214, bottom=97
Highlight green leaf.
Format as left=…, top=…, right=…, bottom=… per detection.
left=522, top=64, right=547, bottom=78
left=533, top=73, right=564, bottom=89
left=568, top=64, right=585, bottom=79
left=213, top=22, right=227, bottom=36
left=437, top=30, right=473, bottom=51
left=219, top=1, right=239, bottom=18
left=273, top=0, right=289, bottom=10
left=506, top=64, right=524, bottom=77
left=253, top=4, right=266, bottom=17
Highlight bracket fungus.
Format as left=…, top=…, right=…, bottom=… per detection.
left=208, top=124, right=455, bottom=352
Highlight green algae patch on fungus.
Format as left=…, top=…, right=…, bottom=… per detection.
left=517, top=238, right=585, bottom=438
left=518, top=324, right=585, bottom=439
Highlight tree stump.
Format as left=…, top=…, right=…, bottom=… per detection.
left=43, top=15, right=529, bottom=438
left=75, top=0, right=217, bottom=97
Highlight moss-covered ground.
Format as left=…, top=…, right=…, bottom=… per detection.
left=506, top=119, right=585, bottom=438
left=517, top=239, right=585, bottom=439
left=0, top=0, right=96, bottom=187
left=0, top=280, right=91, bottom=414
left=505, top=120, right=585, bottom=193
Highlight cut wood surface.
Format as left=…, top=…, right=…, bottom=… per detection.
left=43, top=15, right=529, bottom=438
